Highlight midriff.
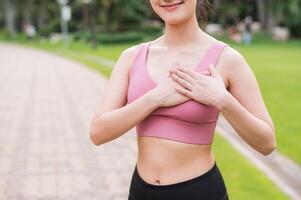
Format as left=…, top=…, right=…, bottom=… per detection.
left=136, top=135, right=216, bottom=186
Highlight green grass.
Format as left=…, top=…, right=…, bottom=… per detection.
left=213, top=134, right=289, bottom=199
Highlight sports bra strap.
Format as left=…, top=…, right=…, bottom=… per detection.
left=129, top=43, right=148, bottom=78
left=202, top=41, right=229, bottom=68
left=132, top=43, right=146, bottom=65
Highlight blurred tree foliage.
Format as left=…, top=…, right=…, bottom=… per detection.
left=284, top=0, right=301, bottom=37
left=1, top=0, right=300, bottom=38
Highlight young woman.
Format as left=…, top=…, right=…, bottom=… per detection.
left=89, top=0, right=276, bottom=199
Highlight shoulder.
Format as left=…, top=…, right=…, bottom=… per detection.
left=219, top=43, right=256, bottom=91
left=219, top=43, right=246, bottom=67
left=215, top=42, right=253, bottom=90
left=112, top=42, right=145, bottom=73
left=219, top=43, right=251, bottom=76
left=119, top=43, right=144, bottom=63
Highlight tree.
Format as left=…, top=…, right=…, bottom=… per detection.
left=3, top=0, right=16, bottom=36
left=37, top=0, right=48, bottom=31
left=255, top=0, right=301, bottom=36
left=284, top=0, right=301, bottom=37
left=98, top=0, right=149, bottom=32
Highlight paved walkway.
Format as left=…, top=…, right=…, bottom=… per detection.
left=0, top=43, right=137, bottom=200
left=0, top=43, right=300, bottom=200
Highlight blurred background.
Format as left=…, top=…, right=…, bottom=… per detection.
left=0, top=0, right=300, bottom=200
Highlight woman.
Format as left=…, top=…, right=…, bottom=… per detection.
left=89, top=0, right=276, bottom=199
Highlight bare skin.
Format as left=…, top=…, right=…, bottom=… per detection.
left=89, top=0, right=276, bottom=186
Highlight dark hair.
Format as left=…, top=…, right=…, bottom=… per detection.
left=196, top=0, right=214, bottom=30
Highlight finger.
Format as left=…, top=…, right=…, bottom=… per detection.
left=175, top=86, right=194, bottom=98
left=171, top=69, right=195, bottom=84
left=200, top=70, right=211, bottom=76
left=174, top=67, right=199, bottom=79
left=171, top=73, right=193, bottom=91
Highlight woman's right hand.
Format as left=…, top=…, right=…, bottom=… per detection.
left=148, top=74, right=191, bottom=108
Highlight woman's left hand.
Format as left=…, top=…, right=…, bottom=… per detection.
left=169, top=64, right=229, bottom=108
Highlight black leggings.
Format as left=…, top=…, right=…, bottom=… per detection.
left=128, top=162, right=229, bottom=200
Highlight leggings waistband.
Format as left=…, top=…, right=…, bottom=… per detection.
left=133, top=162, right=218, bottom=190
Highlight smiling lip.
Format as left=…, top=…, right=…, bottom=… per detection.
left=160, top=1, right=184, bottom=7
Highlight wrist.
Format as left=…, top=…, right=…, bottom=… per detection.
left=144, top=90, right=161, bottom=109
left=216, top=91, right=232, bottom=112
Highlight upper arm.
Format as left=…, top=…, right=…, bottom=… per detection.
left=91, top=44, right=140, bottom=122
left=219, top=47, right=275, bottom=132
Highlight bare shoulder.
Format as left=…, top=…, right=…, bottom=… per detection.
left=110, top=43, right=143, bottom=79
left=121, top=43, right=141, bottom=58
left=217, top=44, right=253, bottom=90
left=219, top=45, right=248, bottom=71
left=117, top=43, right=142, bottom=67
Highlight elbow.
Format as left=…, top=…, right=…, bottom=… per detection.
left=89, top=118, right=104, bottom=146
left=260, top=143, right=276, bottom=156
left=259, top=136, right=277, bottom=156
left=89, top=130, right=101, bottom=146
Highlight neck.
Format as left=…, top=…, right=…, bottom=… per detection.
left=161, top=15, right=206, bottom=48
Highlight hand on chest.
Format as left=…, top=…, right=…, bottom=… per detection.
left=127, top=40, right=229, bottom=112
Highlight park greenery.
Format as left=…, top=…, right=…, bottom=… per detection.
left=1, top=0, right=301, bottom=44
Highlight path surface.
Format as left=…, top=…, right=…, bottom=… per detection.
left=0, top=43, right=137, bottom=200
left=0, top=43, right=300, bottom=200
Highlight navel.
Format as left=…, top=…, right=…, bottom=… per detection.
left=155, top=179, right=161, bottom=185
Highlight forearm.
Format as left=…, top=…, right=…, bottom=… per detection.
left=217, top=92, right=276, bottom=155
left=90, top=92, right=159, bottom=146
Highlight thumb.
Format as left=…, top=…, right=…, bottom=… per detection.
left=209, top=64, right=216, bottom=77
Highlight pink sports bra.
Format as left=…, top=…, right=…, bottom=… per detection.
left=127, top=40, right=229, bottom=145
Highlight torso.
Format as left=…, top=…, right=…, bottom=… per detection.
left=137, top=137, right=216, bottom=185
left=134, top=37, right=230, bottom=186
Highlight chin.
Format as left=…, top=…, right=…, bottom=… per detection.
left=163, top=14, right=190, bottom=25
left=151, top=0, right=196, bottom=25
